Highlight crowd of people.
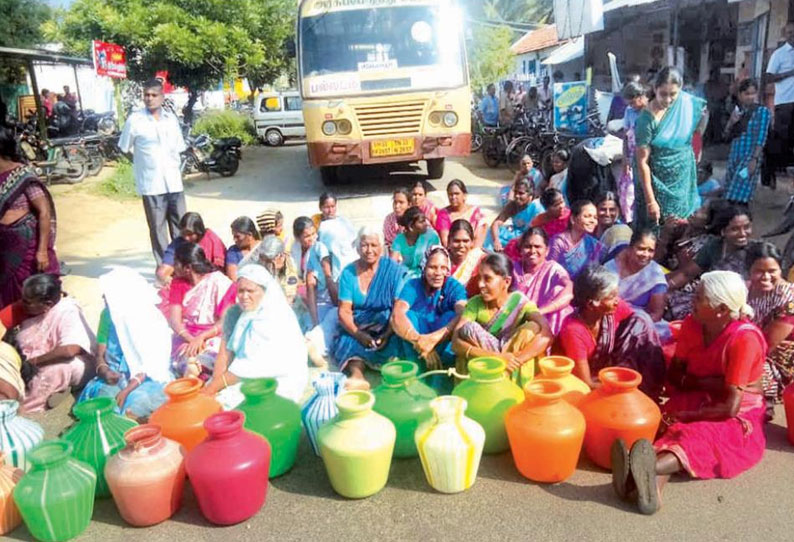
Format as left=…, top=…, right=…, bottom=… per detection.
left=0, top=58, right=792, bottom=516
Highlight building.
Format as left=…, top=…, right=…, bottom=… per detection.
left=510, top=24, right=585, bottom=85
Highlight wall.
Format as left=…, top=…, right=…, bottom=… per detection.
left=30, top=64, right=115, bottom=113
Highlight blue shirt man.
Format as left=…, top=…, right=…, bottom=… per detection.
left=479, top=83, right=499, bottom=126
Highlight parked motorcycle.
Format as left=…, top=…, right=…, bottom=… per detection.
left=181, top=133, right=241, bottom=177
left=18, top=132, right=89, bottom=184
left=79, top=109, right=117, bottom=135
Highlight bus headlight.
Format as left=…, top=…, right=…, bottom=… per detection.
left=336, top=119, right=352, bottom=135
left=429, top=112, right=442, bottom=125
left=443, top=112, right=458, bottom=127
left=322, top=121, right=337, bottom=136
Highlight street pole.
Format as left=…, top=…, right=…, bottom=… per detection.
left=27, top=60, right=47, bottom=142
left=73, top=64, right=85, bottom=118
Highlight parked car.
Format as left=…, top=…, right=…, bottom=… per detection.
left=252, top=91, right=306, bottom=146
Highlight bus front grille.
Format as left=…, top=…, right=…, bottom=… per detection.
left=353, top=101, right=427, bottom=137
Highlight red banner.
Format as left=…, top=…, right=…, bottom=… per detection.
left=92, top=40, right=127, bottom=79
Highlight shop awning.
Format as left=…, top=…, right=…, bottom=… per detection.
left=541, top=37, right=584, bottom=65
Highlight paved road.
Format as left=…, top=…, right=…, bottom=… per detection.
left=27, top=144, right=794, bottom=541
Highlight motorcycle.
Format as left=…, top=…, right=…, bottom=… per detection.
left=181, top=133, right=241, bottom=178
left=18, top=132, right=89, bottom=184
left=78, top=109, right=117, bottom=135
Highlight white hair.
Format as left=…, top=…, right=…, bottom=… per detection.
left=356, top=225, right=383, bottom=246
left=700, top=270, right=754, bottom=320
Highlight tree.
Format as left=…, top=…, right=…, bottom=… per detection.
left=464, top=0, right=554, bottom=24
left=468, top=25, right=515, bottom=95
left=47, top=0, right=295, bottom=120
left=0, top=0, right=51, bottom=83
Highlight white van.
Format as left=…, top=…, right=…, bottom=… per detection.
left=252, top=91, right=306, bottom=146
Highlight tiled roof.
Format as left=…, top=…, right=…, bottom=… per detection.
left=511, top=24, right=562, bottom=55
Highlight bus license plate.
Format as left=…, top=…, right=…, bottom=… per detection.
left=370, top=138, right=415, bottom=157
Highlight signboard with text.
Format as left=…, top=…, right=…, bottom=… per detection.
left=92, top=40, right=127, bottom=79
left=553, top=81, right=589, bottom=135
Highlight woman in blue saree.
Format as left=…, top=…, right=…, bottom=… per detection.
left=548, top=200, right=604, bottom=279
left=334, top=227, right=407, bottom=388
left=634, top=67, right=707, bottom=230
left=487, top=178, right=544, bottom=252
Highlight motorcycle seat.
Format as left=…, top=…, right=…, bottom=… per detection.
left=215, top=137, right=242, bottom=148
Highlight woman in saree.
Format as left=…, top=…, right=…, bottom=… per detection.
left=225, top=216, right=260, bottom=281
left=411, top=181, right=437, bottom=227
left=530, top=188, right=570, bottom=240
left=392, top=246, right=467, bottom=374
left=452, top=253, right=553, bottom=383
left=0, top=126, right=59, bottom=307
left=168, top=243, right=236, bottom=378
left=512, top=228, right=573, bottom=335
left=553, top=265, right=666, bottom=400
left=334, top=228, right=407, bottom=389
left=634, top=67, right=707, bottom=230
left=15, top=274, right=94, bottom=412
left=722, top=79, right=770, bottom=205
left=390, top=206, right=441, bottom=279
left=289, top=217, right=318, bottom=282
left=611, top=271, right=767, bottom=515
left=595, top=191, right=621, bottom=239
left=435, top=180, right=487, bottom=247
left=548, top=200, right=604, bottom=280
left=204, top=264, right=308, bottom=408
left=78, top=267, right=172, bottom=419
left=746, top=242, right=794, bottom=404
left=383, top=188, right=410, bottom=250
left=448, top=219, right=486, bottom=297
left=488, top=178, right=542, bottom=253
left=315, top=192, right=359, bottom=303
left=542, top=149, right=570, bottom=201
left=502, top=155, right=544, bottom=205
left=156, top=212, right=226, bottom=285
left=666, top=205, right=757, bottom=320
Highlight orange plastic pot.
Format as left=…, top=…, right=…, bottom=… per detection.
left=783, top=383, right=794, bottom=445
left=149, top=378, right=222, bottom=452
left=577, top=367, right=661, bottom=470
left=506, top=379, right=585, bottom=483
left=536, top=356, right=591, bottom=406
left=0, top=454, right=22, bottom=535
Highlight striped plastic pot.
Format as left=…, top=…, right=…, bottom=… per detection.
left=0, top=400, right=44, bottom=472
left=301, top=372, right=346, bottom=456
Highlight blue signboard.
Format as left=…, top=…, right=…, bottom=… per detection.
left=553, top=81, right=588, bottom=135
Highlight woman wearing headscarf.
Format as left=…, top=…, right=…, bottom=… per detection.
left=0, top=343, right=26, bottom=402
left=612, top=271, right=767, bottom=515
left=256, top=235, right=310, bottom=330
left=77, top=267, right=173, bottom=419
left=205, top=264, right=308, bottom=408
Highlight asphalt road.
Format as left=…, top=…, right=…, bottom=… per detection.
left=24, top=143, right=794, bottom=541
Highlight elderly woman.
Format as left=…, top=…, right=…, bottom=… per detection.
left=489, top=178, right=542, bottom=253
left=225, top=216, right=260, bottom=281
left=383, top=188, right=410, bottom=250
left=452, top=253, right=553, bottom=383
left=391, top=206, right=441, bottom=279
left=205, top=264, right=308, bottom=408
left=156, top=212, right=226, bottom=285
left=78, top=267, right=172, bottom=419
left=0, top=126, right=59, bottom=306
left=392, top=246, right=467, bottom=372
left=548, top=200, right=604, bottom=279
left=448, top=219, right=486, bottom=297
left=435, top=180, right=487, bottom=247
left=553, top=265, right=665, bottom=399
left=257, top=236, right=311, bottom=330
left=512, top=228, right=573, bottom=335
left=334, top=228, right=407, bottom=388
left=14, top=274, right=94, bottom=412
left=168, top=243, right=236, bottom=378
left=612, top=271, right=767, bottom=515
left=746, top=242, right=794, bottom=404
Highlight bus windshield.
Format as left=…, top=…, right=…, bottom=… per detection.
left=300, top=4, right=466, bottom=97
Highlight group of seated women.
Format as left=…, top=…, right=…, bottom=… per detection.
left=0, top=164, right=785, bottom=516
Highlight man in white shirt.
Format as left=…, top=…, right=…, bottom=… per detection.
left=765, top=22, right=794, bottom=183
left=119, top=79, right=187, bottom=265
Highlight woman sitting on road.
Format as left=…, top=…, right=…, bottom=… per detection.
left=205, top=264, right=308, bottom=408
left=435, top=179, right=487, bottom=247
left=511, top=228, right=573, bottom=335
left=544, top=149, right=570, bottom=201
left=613, top=271, right=767, bottom=515
left=256, top=208, right=285, bottom=240
left=289, top=216, right=318, bottom=283
left=553, top=264, right=665, bottom=400
left=548, top=200, right=604, bottom=280
left=392, top=246, right=467, bottom=374
left=411, top=181, right=437, bottom=227
left=383, top=188, right=410, bottom=250
left=530, top=188, right=570, bottom=240
left=258, top=236, right=311, bottom=331
left=488, top=178, right=542, bottom=253
left=334, top=228, right=407, bottom=389
left=225, top=216, right=260, bottom=281
left=452, top=253, right=552, bottom=384
left=14, top=274, right=95, bottom=412
left=448, top=219, right=486, bottom=297
left=315, top=192, right=359, bottom=304
left=502, top=155, right=544, bottom=205
left=391, top=206, right=441, bottom=279
left=78, top=267, right=172, bottom=419
left=156, top=212, right=226, bottom=285
left=168, top=243, right=236, bottom=378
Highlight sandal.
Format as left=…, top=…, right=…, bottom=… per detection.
left=610, top=438, right=630, bottom=501
left=629, top=439, right=660, bottom=515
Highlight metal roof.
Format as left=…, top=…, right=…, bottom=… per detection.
left=0, top=46, right=92, bottom=65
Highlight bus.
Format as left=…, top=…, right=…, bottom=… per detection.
left=297, top=0, right=471, bottom=184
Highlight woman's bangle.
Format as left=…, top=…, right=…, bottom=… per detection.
left=129, top=376, right=141, bottom=386
left=466, top=345, right=473, bottom=358
left=96, top=362, right=109, bottom=372
left=221, top=373, right=229, bottom=389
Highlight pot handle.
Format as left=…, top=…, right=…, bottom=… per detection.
left=416, top=367, right=469, bottom=380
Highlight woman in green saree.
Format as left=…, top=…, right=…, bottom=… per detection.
left=634, top=67, right=708, bottom=230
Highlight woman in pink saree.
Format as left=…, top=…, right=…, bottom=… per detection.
left=168, top=243, right=236, bottom=378
left=511, top=227, right=573, bottom=335
left=15, top=274, right=94, bottom=412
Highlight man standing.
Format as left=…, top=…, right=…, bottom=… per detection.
left=766, top=22, right=794, bottom=184
left=62, top=85, right=77, bottom=109
left=499, top=80, right=515, bottom=126
left=478, top=83, right=499, bottom=127
left=119, top=79, right=187, bottom=266
left=538, top=76, right=553, bottom=111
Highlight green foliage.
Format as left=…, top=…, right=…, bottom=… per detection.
left=92, top=158, right=137, bottom=200
left=464, top=0, right=553, bottom=23
left=0, top=0, right=51, bottom=83
left=468, top=25, right=516, bottom=94
left=193, top=110, right=256, bottom=146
